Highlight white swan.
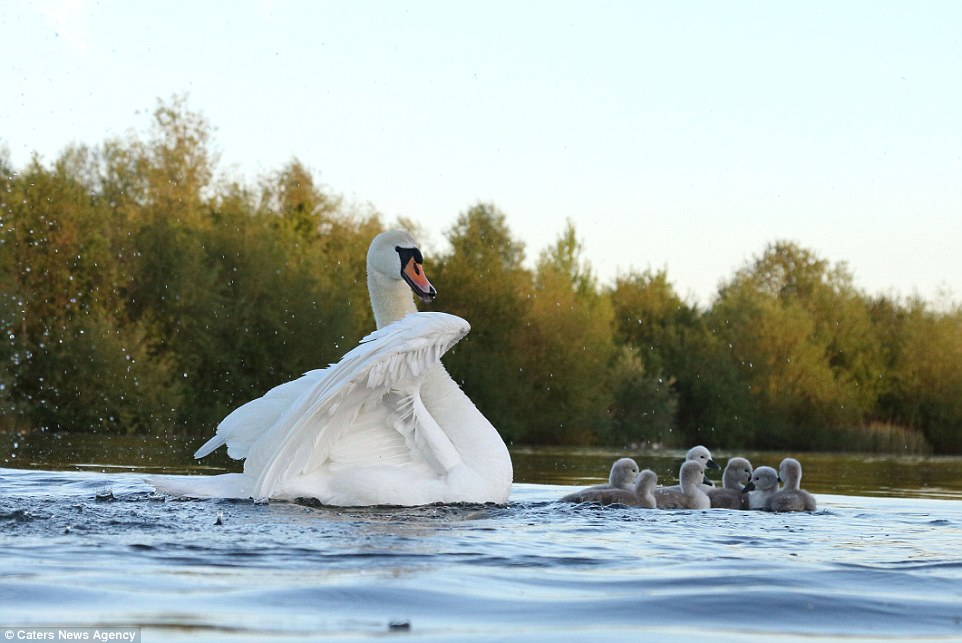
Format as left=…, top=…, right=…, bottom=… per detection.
left=148, top=230, right=513, bottom=506
left=742, top=466, right=779, bottom=510
left=654, top=460, right=710, bottom=510
left=767, top=458, right=817, bottom=512
left=707, top=457, right=753, bottom=509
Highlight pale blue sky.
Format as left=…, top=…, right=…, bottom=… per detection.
left=3, top=1, right=960, bottom=306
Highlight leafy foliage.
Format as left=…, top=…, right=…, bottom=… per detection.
left=2, top=99, right=961, bottom=453
left=432, top=203, right=532, bottom=442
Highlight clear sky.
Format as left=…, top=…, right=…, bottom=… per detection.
left=3, top=1, right=960, bottom=307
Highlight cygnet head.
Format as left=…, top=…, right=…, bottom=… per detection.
left=366, top=230, right=437, bottom=328
left=779, top=458, right=804, bottom=490
left=723, top=457, right=753, bottom=489
left=678, top=460, right=707, bottom=489
left=742, top=466, right=780, bottom=493
left=635, top=469, right=658, bottom=493
left=686, top=445, right=721, bottom=471
left=609, top=457, right=641, bottom=489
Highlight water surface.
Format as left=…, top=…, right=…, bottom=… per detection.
left=2, top=437, right=962, bottom=641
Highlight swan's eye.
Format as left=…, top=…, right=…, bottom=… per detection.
left=396, top=247, right=424, bottom=270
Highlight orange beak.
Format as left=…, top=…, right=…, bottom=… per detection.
left=402, top=257, right=437, bottom=303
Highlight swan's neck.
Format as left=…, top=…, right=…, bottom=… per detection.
left=368, top=270, right=418, bottom=329
left=420, top=366, right=513, bottom=490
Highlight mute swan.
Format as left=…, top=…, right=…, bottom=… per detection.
left=742, top=466, right=779, bottom=510
left=148, top=230, right=513, bottom=506
left=767, top=458, right=817, bottom=512
left=654, top=460, right=710, bottom=510
left=708, top=457, right=753, bottom=509
left=560, top=469, right=657, bottom=508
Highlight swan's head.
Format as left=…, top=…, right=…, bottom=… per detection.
left=367, top=229, right=437, bottom=303
left=742, top=466, right=780, bottom=493
left=686, top=445, right=720, bottom=471
left=609, top=457, right=641, bottom=488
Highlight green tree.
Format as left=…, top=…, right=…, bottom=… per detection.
left=610, top=268, right=695, bottom=375
left=607, top=345, right=678, bottom=447
left=876, top=301, right=962, bottom=453
left=708, top=241, right=883, bottom=447
left=0, top=157, right=181, bottom=433
left=261, top=158, right=342, bottom=246
left=709, top=283, right=835, bottom=445
left=867, top=295, right=916, bottom=426
left=433, top=203, right=532, bottom=443
left=520, top=221, right=617, bottom=444
left=673, top=325, right=760, bottom=449
left=140, top=94, right=215, bottom=226
left=7, top=98, right=962, bottom=456
left=144, top=160, right=379, bottom=429
left=608, top=269, right=697, bottom=445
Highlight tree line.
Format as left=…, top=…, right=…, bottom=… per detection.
left=2, top=98, right=960, bottom=453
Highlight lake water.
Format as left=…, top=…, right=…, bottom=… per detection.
left=2, top=434, right=962, bottom=641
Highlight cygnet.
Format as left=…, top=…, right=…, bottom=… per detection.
left=663, top=445, right=722, bottom=493
left=708, top=457, right=753, bottom=509
left=767, top=458, right=817, bottom=512
left=560, top=469, right=658, bottom=508
left=559, top=457, right=640, bottom=503
left=654, top=460, right=710, bottom=510
left=742, top=466, right=780, bottom=510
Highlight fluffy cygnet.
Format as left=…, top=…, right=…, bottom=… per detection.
left=559, top=457, right=640, bottom=503
left=654, top=460, right=710, bottom=510
left=560, top=469, right=658, bottom=508
left=767, top=458, right=817, bottom=512
left=687, top=445, right=721, bottom=479
left=742, top=466, right=780, bottom=510
left=708, top=457, right=753, bottom=509
left=663, top=446, right=722, bottom=493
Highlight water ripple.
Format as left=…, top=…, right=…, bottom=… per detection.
left=1, top=468, right=962, bottom=640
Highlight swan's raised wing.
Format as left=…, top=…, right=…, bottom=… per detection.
left=194, top=368, right=330, bottom=460
left=243, top=312, right=471, bottom=500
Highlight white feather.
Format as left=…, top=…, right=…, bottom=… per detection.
left=151, top=230, right=513, bottom=506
